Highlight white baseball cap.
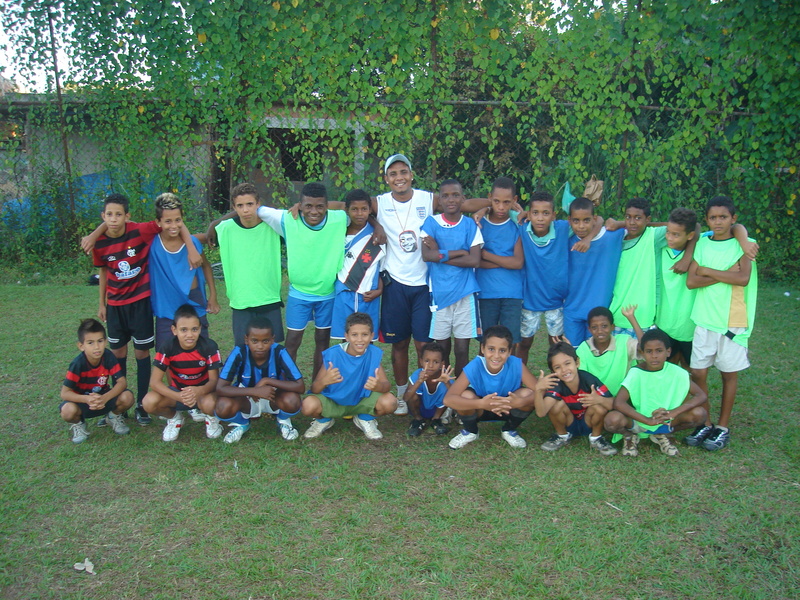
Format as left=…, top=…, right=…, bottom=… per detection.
left=384, top=154, right=412, bottom=174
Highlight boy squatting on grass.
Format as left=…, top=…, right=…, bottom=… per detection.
left=575, top=305, right=643, bottom=397
left=533, top=342, right=617, bottom=456
left=604, top=328, right=708, bottom=457
left=214, top=317, right=305, bottom=444
left=82, top=193, right=201, bottom=426
left=685, top=195, right=758, bottom=451
left=301, top=312, right=397, bottom=440
left=404, top=341, right=454, bottom=437
left=444, top=325, right=537, bottom=449
left=60, top=318, right=135, bottom=443
left=142, top=305, right=224, bottom=442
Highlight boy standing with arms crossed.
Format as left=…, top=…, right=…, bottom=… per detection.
left=475, top=177, right=524, bottom=349
left=686, top=196, right=758, bottom=451
left=420, top=179, right=484, bottom=376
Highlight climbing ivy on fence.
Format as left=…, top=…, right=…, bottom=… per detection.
left=2, top=0, right=799, bottom=277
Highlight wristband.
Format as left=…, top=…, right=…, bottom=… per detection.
left=439, top=250, right=449, bottom=263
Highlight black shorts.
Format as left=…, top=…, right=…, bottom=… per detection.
left=666, top=334, right=693, bottom=362
left=60, top=395, right=124, bottom=420
left=107, top=298, right=155, bottom=351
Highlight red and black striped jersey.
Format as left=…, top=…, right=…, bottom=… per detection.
left=153, top=336, right=222, bottom=389
left=544, top=370, right=611, bottom=420
left=63, top=349, right=122, bottom=395
left=92, top=221, right=161, bottom=306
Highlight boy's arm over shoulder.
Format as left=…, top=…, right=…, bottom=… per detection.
left=733, top=224, right=759, bottom=260
left=256, top=205, right=285, bottom=236
left=81, top=222, right=108, bottom=255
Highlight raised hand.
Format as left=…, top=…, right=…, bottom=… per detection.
left=535, top=370, right=560, bottom=392
left=365, top=367, right=380, bottom=391
left=437, top=365, right=454, bottom=384
left=323, top=361, right=343, bottom=386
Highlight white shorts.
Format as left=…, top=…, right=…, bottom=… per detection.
left=690, top=326, right=750, bottom=372
left=520, top=308, right=564, bottom=338
left=239, top=384, right=279, bottom=418
left=430, top=294, right=480, bottom=340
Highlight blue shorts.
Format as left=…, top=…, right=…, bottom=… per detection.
left=286, top=295, right=334, bottom=330
left=566, top=415, right=592, bottom=437
left=420, top=405, right=439, bottom=419
left=562, top=313, right=590, bottom=348
left=60, top=395, right=123, bottom=420
left=479, top=297, right=522, bottom=343
left=331, top=289, right=380, bottom=340
left=380, top=278, right=431, bottom=344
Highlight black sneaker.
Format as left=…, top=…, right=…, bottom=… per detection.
left=407, top=419, right=426, bottom=437
left=432, top=418, right=449, bottom=435
left=684, top=424, right=713, bottom=447
left=702, top=427, right=730, bottom=451
left=135, top=407, right=152, bottom=426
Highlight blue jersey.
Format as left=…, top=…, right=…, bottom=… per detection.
left=320, top=343, right=383, bottom=405
left=476, top=216, right=523, bottom=300
left=520, top=220, right=570, bottom=311
left=408, top=368, right=448, bottom=411
left=149, top=235, right=208, bottom=319
left=219, top=343, right=303, bottom=387
left=564, top=228, right=624, bottom=318
left=462, top=355, right=523, bottom=398
left=421, top=215, right=483, bottom=310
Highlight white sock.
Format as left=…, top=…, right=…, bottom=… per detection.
left=558, top=433, right=569, bottom=440
left=396, top=383, right=408, bottom=399
left=588, top=434, right=601, bottom=442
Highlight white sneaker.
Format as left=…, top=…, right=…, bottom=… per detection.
left=277, top=419, right=299, bottom=441
left=188, top=408, right=206, bottom=423
left=223, top=422, right=251, bottom=444
left=393, top=398, right=409, bottom=416
left=162, top=411, right=184, bottom=442
left=106, top=412, right=130, bottom=435
left=501, top=430, right=527, bottom=448
left=304, top=419, right=335, bottom=439
left=448, top=430, right=479, bottom=449
left=205, top=414, right=224, bottom=439
left=440, top=407, right=454, bottom=425
left=70, top=421, right=90, bottom=444
left=353, top=415, right=383, bottom=440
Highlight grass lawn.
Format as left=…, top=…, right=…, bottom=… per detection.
left=1, top=280, right=799, bottom=599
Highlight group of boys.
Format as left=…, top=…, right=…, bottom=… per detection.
left=60, top=154, right=758, bottom=454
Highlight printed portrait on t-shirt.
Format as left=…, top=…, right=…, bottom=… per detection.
left=399, top=230, right=418, bottom=253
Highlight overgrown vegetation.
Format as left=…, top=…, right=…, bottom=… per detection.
left=1, top=0, right=799, bottom=277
